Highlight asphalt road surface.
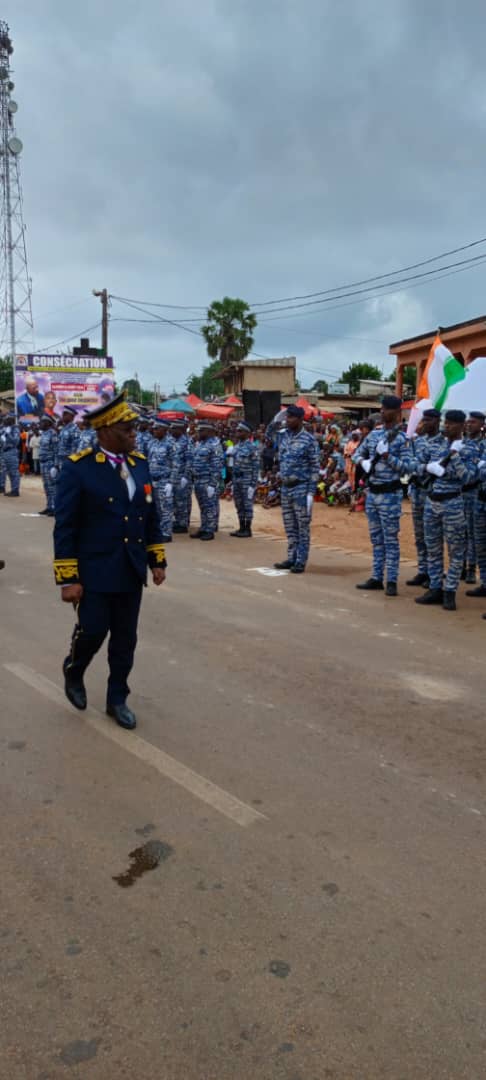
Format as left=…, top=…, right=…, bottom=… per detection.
left=1, top=485, right=486, bottom=1079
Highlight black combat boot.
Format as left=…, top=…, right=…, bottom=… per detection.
left=274, top=559, right=294, bottom=570
left=385, top=581, right=398, bottom=596
left=356, top=578, right=384, bottom=591
left=239, top=519, right=252, bottom=537
left=230, top=518, right=246, bottom=537
left=465, top=565, right=477, bottom=585
left=406, top=572, right=429, bottom=587
left=466, top=584, right=486, bottom=597
left=415, top=588, right=443, bottom=605
left=443, top=590, right=457, bottom=611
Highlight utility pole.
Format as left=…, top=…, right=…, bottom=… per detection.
left=92, top=288, right=109, bottom=356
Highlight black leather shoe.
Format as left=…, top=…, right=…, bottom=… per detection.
left=356, top=578, right=383, bottom=590
left=415, top=588, right=443, bottom=605
left=190, top=530, right=203, bottom=539
left=199, top=532, right=215, bottom=541
left=0, top=560, right=5, bottom=570
left=465, top=566, right=476, bottom=585
left=466, top=584, right=486, bottom=597
left=406, top=572, right=429, bottom=587
left=443, top=590, right=456, bottom=611
left=385, top=581, right=397, bottom=596
left=290, top=563, right=305, bottom=574
left=107, top=703, right=137, bottom=730
left=160, top=535, right=172, bottom=543
left=63, top=660, right=87, bottom=711
left=173, top=525, right=188, bottom=534
left=38, top=508, right=50, bottom=515
left=274, top=560, right=294, bottom=570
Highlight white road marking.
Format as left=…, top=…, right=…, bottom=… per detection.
left=4, top=663, right=266, bottom=829
left=20, top=512, right=41, bottom=518
left=246, top=567, right=289, bottom=577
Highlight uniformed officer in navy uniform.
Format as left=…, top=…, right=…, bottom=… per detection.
left=53, top=391, right=166, bottom=730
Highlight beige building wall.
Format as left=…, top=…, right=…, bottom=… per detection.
left=242, top=365, right=295, bottom=393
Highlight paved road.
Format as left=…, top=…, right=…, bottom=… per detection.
left=1, top=485, right=486, bottom=1079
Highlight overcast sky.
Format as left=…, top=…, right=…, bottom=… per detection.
left=7, top=0, right=486, bottom=392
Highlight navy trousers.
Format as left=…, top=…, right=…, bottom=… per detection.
left=65, top=587, right=143, bottom=706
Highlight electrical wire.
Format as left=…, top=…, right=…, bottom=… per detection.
left=35, top=321, right=102, bottom=353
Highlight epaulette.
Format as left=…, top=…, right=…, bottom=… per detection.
left=132, top=451, right=146, bottom=460
left=69, top=447, right=94, bottom=462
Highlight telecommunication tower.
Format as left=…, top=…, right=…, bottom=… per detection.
left=0, top=21, right=34, bottom=379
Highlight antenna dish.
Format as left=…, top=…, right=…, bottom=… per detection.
left=8, top=136, right=22, bottom=155
left=8, top=100, right=17, bottom=114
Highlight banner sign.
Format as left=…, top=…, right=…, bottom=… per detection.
left=15, top=354, right=115, bottom=421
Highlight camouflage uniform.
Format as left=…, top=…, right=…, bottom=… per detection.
left=414, top=435, right=475, bottom=591
left=173, top=432, right=194, bottom=530
left=233, top=440, right=260, bottom=527
left=1, top=422, right=21, bottom=495
left=278, top=428, right=320, bottom=567
left=462, top=435, right=485, bottom=575
left=353, top=425, right=407, bottom=584
left=39, top=427, right=59, bottom=512
left=148, top=434, right=178, bottom=539
left=192, top=436, right=224, bottom=535
left=58, top=421, right=81, bottom=469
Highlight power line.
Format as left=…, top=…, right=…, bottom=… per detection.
left=35, top=321, right=102, bottom=353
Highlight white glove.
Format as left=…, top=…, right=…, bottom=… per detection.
left=164, top=483, right=173, bottom=497
left=49, top=467, right=58, bottom=479
left=247, top=486, right=255, bottom=499
left=426, top=462, right=445, bottom=477
left=478, top=460, right=486, bottom=476
left=306, top=493, right=314, bottom=514
left=207, top=485, right=215, bottom=497
left=180, top=477, right=188, bottom=489
left=361, top=459, right=371, bottom=474
left=376, top=439, right=389, bottom=455
left=450, top=439, right=464, bottom=452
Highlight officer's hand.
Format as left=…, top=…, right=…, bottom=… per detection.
left=376, top=439, right=389, bottom=455
left=152, top=568, right=166, bottom=586
left=361, top=459, right=371, bottom=474
left=426, top=462, right=445, bottom=477
left=479, top=460, right=486, bottom=475
left=180, top=477, right=188, bottom=488
left=164, top=483, right=173, bottom=497
left=306, top=493, right=314, bottom=514
left=450, top=439, right=464, bottom=452
left=247, top=486, right=255, bottom=499
left=49, top=467, right=58, bottom=479
left=207, top=485, right=215, bottom=497
left=61, top=584, right=83, bottom=604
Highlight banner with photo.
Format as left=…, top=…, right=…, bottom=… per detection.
left=15, top=354, right=116, bottom=421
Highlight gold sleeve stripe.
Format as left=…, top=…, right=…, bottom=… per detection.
left=146, top=543, right=166, bottom=565
left=53, top=559, right=79, bottom=584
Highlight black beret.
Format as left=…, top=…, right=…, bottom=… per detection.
left=445, top=409, right=466, bottom=423
left=422, top=408, right=441, bottom=419
left=381, top=395, right=402, bottom=410
left=469, top=411, right=485, bottom=421
left=287, top=405, right=305, bottom=419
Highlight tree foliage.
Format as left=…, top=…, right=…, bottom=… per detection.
left=340, top=362, right=383, bottom=395
left=186, top=359, right=224, bottom=398
left=310, top=379, right=328, bottom=394
left=201, top=297, right=257, bottom=367
left=0, top=356, right=14, bottom=393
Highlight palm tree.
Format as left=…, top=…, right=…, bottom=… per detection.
left=201, top=297, right=257, bottom=368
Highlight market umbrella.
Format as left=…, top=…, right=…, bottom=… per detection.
left=158, top=397, right=195, bottom=415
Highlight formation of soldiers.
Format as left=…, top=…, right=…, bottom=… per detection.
left=353, top=395, right=486, bottom=614
left=5, top=395, right=486, bottom=618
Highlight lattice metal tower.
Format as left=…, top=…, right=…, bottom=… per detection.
left=0, top=21, right=34, bottom=372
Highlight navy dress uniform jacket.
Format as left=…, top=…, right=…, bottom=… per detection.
left=53, top=448, right=166, bottom=592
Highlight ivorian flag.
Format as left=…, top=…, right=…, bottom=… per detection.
left=407, top=335, right=466, bottom=435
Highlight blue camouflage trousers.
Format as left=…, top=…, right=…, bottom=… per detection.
left=154, top=482, right=174, bottom=539
left=0, top=455, right=5, bottom=490
left=195, top=481, right=219, bottom=534
left=409, top=486, right=428, bottom=576
left=473, top=499, right=486, bottom=586
left=365, top=490, right=402, bottom=582
left=281, top=485, right=311, bottom=566
left=424, top=495, right=465, bottom=591
left=463, top=490, right=478, bottom=567
left=3, top=449, right=20, bottom=494
left=41, top=465, right=57, bottom=512
left=173, top=481, right=192, bottom=528
left=233, top=479, right=255, bottom=522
